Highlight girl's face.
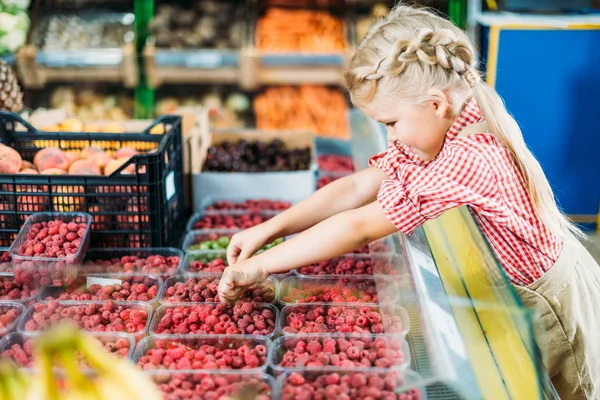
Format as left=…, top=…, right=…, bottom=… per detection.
left=361, top=94, right=455, bottom=161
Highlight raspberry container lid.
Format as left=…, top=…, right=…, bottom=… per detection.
left=158, top=273, right=278, bottom=305
left=149, top=302, right=280, bottom=339
left=37, top=273, right=163, bottom=305
left=82, top=247, right=184, bottom=278
left=8, top=212, right=92, bottom=286
left=278, top=275, right=400, bottom=306
left=278, top=303, right=410, bottom=337
left=277, top=368, right=427, bottom=400
left=0, top=301, right=26, bottom=337
left=0, top=330, right=136, bottom=370
left=17, top=300, right=153, bottom=341
left=0, top=272, right=40, bottom=304
left=132, top=333, right=273, bottom=372
left=269, top=333, right=411, bottom=375
left=145, top=370, right=277, bottom=400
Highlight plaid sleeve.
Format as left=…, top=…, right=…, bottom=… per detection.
left=368, top=145, right=406, bottom=179
left=376, top=144, right=499, bottom=235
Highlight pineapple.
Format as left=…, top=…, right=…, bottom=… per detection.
left=0, top=60, right=23, bottom=113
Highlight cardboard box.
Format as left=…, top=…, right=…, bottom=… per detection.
left=191, top=128, right=316, bottom=211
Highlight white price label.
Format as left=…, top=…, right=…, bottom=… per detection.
left=428, top=301, right=467, bottom=360
left=86, top=276, right=122, bottom=289
left=165, top=171, right=176, bottom=201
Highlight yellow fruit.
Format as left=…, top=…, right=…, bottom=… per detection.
left=83, top=123, right=101, bottom=133
left=60, top=118, right=84, bottom=132
left=101, top=122, right=125, bottom=134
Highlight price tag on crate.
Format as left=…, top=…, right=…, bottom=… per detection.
left=87, top=276, right=122, bottom=289
left=185, top=52, right=223, bottom=69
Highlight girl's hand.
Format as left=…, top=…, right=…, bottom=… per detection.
left=226, top=223, right=277, bottom=265
left=218, top=262, right=269, bottom=305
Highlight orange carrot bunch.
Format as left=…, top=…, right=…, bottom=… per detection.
left=256, top=8, right=346, bottom=52
left=254, top=86, right=350, bottom=139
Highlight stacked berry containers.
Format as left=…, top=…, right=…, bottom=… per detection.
left=81, top=248, right=184, bottom=279
left=0, top=302, right=26, bottom=338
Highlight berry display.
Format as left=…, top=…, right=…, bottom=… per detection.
left=187, top=234, right=283, bottom=252
left=137, top=338, right=269, bottom=371
left=191, top=213, right=273, bottom=230
left=1, top=334, right=131, bottom=368
left=275, top=335, right=406, bottom=369
left=0, top=305, right=22, bottom=331
left=317, top=174, right=343, bottom=189
left=41, top=275, right=160, bottom=302
left=281, top=371, right=422, bottom=400
left=83, top=254, right=180, bottom=277
left=162, top=276, right=275, bottom=304
left=22, top=301, right=149, bottom=334
left=297, top=256, right=374, bottom=276
left=318, top=154, right=354, bottom=173
left=279, top=277, right=396, bottom=304
left=16, top=219, right=87, bottom=259
left=0, top=275, right=38, bottom=301
left=185, top=253, right=228, bottom=274
left=153, top=302, right=276, bottom=336
left=0, top=251, right=11, bottom=272
left=204, top=139, right=311, bottom=172
left=282, top=305, right=405, bottom=334
left=152, top=372, right=272, bottom=400
left=206, top=199, right=291, bottom=212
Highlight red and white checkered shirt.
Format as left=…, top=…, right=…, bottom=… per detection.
left=369, top=99, right=562, bottom=286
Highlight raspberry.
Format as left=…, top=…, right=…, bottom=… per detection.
left=288, top=373, right=305, bottom=385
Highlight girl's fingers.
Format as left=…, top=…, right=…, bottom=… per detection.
left=227, top=243, right=241, bottom=266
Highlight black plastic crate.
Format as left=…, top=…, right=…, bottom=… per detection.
left=0, top=111, right=186, bottom=249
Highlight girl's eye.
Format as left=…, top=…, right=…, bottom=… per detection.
left=384, top=122, right=396, bottom=128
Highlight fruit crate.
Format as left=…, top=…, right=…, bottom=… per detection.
left=8, top=212, right=92, bottom=286
left=0, top=302, right=26, bottom=337
left=0, top=111, right=186, bottom=249
left=277, top=275, right=399, bottom=305
left=146, top=370, right=277, bottom=400
left=132, top=334, right=272, bottom=372
left=81, top=248, right=184, bottom=279
left=0, top=330, right=135, bottom=369
left=150, top=302, right=280, bottom=339
left=18, top=300, right=153, bottom=341
left=159, top=274, right=278, bottom=304
left=278, top=303, right=410, bottom=337
left=269, top=333, right=411, bottom=375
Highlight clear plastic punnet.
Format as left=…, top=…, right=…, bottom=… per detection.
left=0, top=330, right=135, bottom=369
left=150, top=302, right=279, bottom=339
left=277, top=276, right=399, bottom=305
left=18, top=300, right=153, bottom=341
left=0, top=302, right=26, bottom=337
left=81, top=248, right=184, bottom=278
left=146, top=370, right=276, bottom=400
left=132, top=334, right=272, bottom=372
left=278, top=303, right=410, bottom=337
left=0, top=273, right=40, bottom=304
left=186, top=210, right=280, bottom=232
left=270, top=333, right=411, bottom=375
left=159, top=274, right=277, bottom=304
left=8, top=212, right=92, bottom=286
left=197, top=194, right=298, bottom=215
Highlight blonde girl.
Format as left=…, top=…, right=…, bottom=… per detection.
left=217, top=5, right=600, bottom=398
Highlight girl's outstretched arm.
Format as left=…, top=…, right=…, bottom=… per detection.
left=218, top=201, right=397, bottom=304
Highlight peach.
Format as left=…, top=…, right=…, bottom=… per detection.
left=34, top=148, right=71, bottom=171
left=104, top=158, right=135, bottom=176
left=60, top=118, right=84, bottom=132
left=40, top=168, right=67, bottom=175
left=65, top=152, right=80, bottom=165
left=68, top=159, right=101, bottom=176
left=80, top=147, right=105, bottom=160
left=20, top=161, right=35, bottom=171
left=83, top=123, right=101, bottom=133
left=0, top=144, right=22, bottom=174
left=113, top=147, right=139, bottom=160
left=17, top=168, right=38, bottom=174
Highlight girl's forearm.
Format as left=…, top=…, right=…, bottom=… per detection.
left=265, top=167, right=387, bottom=239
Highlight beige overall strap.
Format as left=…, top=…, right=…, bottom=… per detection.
left=456, top=121, right=492, bottom=138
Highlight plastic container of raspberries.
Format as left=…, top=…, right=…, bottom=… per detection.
left=197, top=195, right=296, bottom=216
left=0, top=273, right=40, bottom=304
left=181, top=229, right=241, bottom=252
left=82, top=248, right=184, bottom=278
left=278, top=303, right=410, bottom=337
left=0, top=248, right=12, bottom=272
left=149, top=302, right=280, bottom=339
left=277, top=368, right=426, bottom=400
left=185, top=210, right=280, bottom=232
left=158, top=274, right=278, bottom=304
left=277, top=276, right=400, bottom=305
left=18, top=300, right=153, bottom=341
left=132, top=334, right=273, bottom=372
left=269, top=333, right=411, bottom=375
left=8, top=212, right=92, bottom=286
left=37, top=273, right=163, bottom=306
left=146, top=370, right=276, bottom=400
left=0, top=330, right=135, bottom=369
left=0, top=302, right=26, bottom=337
left=294, top=254, right=377, bottom=278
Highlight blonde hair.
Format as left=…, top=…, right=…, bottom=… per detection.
left=346, top=5, right=581, bottom=239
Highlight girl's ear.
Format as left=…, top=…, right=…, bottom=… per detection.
left=427, top=89, right=451, bottom=119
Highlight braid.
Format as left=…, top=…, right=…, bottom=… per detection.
left=361, top=28, right=481, bottom=88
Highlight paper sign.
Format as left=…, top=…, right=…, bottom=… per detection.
left=87, top=276, right=122, bottom=289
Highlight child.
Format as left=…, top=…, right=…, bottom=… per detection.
left=217, top=5, right=600, bottom=399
